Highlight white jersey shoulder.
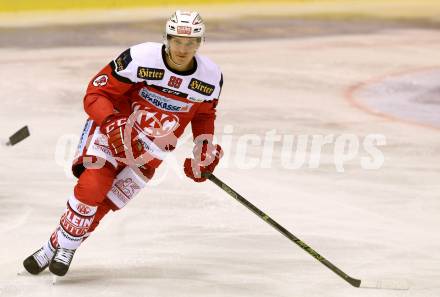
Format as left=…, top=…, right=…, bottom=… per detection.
left=130, top=42, right=164, bottom=69
left=112, top=42, right=163, bottom=83
left=112, top=42, right=223, bottom=100
left=195, top=54, right=221, bottom=81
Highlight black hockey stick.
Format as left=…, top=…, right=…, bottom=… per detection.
left=5, top=126, right=30, bottom=146
left=203, top=172, right=409, bottom=290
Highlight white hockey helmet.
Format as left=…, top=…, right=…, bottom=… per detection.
left=165, top=10, right=205, bottom=38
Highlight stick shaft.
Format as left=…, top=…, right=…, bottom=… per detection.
left=205, top=173, right=361, bottom=287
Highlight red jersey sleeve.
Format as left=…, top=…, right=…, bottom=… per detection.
left=191, top=99, right=218, bottom=142
left=191, top=73, right=223, bottom=142
left=84, top=49, right=135, bottom=126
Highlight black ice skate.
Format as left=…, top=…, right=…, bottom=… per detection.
left=23, top=247, right=53, bottom=275
left=49, top=247, right=76, bottom=276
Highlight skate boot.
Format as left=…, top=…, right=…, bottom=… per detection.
left=49, top=247, right=76, bottom=276
left=23, top=242, right=55, bottom=275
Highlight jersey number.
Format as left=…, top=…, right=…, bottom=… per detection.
left=168, top=76, right=183, bottom=89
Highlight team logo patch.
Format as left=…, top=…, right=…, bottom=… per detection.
left=76, top=203, right=92, bottom=215
left=177, top=26, right=192, bottom=35
left=132, top=103, right=180, bottom=138
left=188, top=78, right=215, bottom=96
left=92, top=74, right=108, bottom=87
left=139, top=88, right=193, bottom=112
left=114, top=48, right=132, bottom=72
left=137, top=67, right=165, bottom=80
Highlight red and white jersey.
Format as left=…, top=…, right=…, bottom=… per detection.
left=85, top=42, right=222, bottom=135
left=82, top=42, right=223, bottom=168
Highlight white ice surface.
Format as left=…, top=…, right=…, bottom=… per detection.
left=1, top=29, right=440, bottom=297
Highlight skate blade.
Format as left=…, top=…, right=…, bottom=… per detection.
left=52, top=275, right=58, bottom=285
left=17, top=268, right=27, bottom=276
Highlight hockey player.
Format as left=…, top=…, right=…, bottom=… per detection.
left=23, top=10, right=223, bottom=277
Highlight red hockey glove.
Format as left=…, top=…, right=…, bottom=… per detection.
left=184, top=141, right=223, bottom=182
left=100, top=115, right=144, bottom=162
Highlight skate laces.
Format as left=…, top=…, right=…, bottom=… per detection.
left=33, top=247, right=51, bottom=268
left=54, top=248, right=75, bottom=266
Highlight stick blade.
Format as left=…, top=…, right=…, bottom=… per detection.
left=360, top=279, right=410, bottom=290
left=7, top=126, right=30, bottom=146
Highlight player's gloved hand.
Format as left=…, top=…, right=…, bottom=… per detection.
left=184, top=141, right=223, bottom=182
left=100, top=114, right=144, bottom=161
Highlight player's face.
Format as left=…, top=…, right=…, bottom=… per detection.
left=168, top=36, right=201, bottom=66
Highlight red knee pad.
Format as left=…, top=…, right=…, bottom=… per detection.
left=74, top=164, right=117, bottom=206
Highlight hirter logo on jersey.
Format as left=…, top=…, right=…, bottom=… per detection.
left=137, top=67, right=165, bottom=80
left=177, top=26, right=192, bottom=35
left=188, top=78, right=215, bottom=96
left=92, top=74, right=108, bottom=87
